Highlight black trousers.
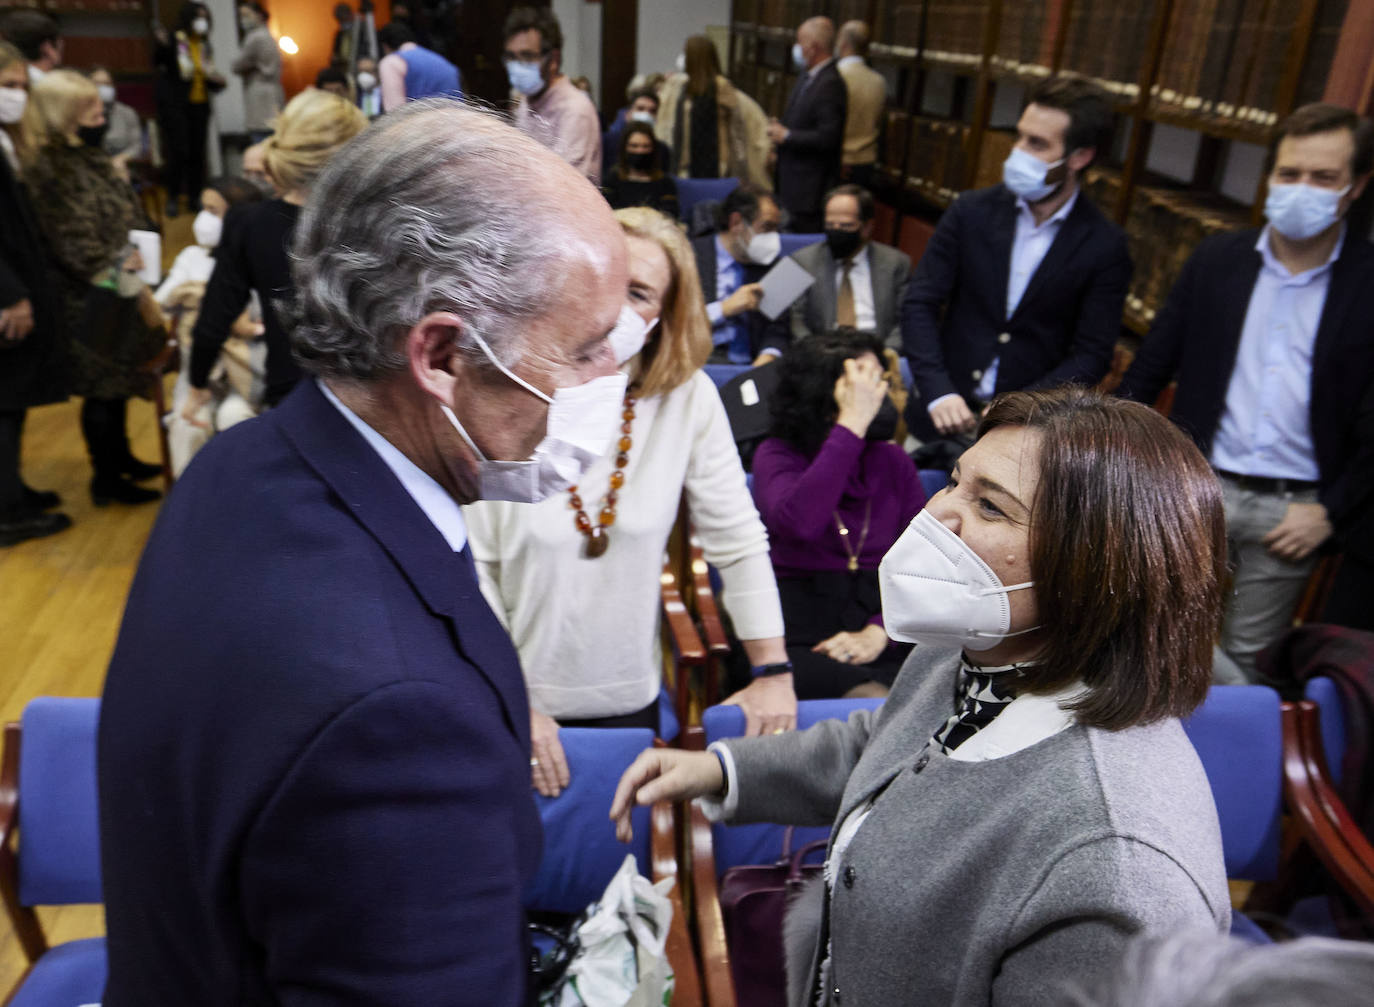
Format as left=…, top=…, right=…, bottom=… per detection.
left=80, top=397, right=133, bottom=481
left=162, top=101, right=211, bottom=202
left=0, top=408, right=23, bottom=515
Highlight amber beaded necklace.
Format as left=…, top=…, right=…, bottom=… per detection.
left=569, top=389, right=636, bottom=558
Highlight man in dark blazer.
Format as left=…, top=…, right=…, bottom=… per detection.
left=1118, top=104, right=1374, bottom=681
left=901, top=76, right=1130, bottom=442
left=98, top=104, right=630, bottom=1005
left=767, top=16, right=847, bottom=234
left=763, top=183, right=910, bottom=357
left=694, top=182, right=785, bottom=364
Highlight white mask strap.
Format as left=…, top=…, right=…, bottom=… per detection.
left=466, top=331, right=552, bottom=405
left=440, top=404, right=488, bottom=462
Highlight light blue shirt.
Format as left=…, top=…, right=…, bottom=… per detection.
left=1208, top=225, right=1340, bottom=482
left=975, top=189, right=1079, bottom=401
left=317, top=378, right=469, bottom=552
left=706, top=234, right=745, bottom=343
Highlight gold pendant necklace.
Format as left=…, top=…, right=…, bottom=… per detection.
left=833, top=499, right=873, bottom=573
left=569, top=390, right=636, bottom=558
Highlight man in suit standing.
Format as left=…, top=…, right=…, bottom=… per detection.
left=901, top=76, right=1130, bottom=443
left=761, top=183, right=910, bottom=358
left=835, top=20, right=885, bottom=191
left=693, top=183, right=784, bottom=364
left=1118, top=104, right=1374, bottom=682
left=98, top=103, right=630, bottom=1005
left=767, top=16, right=847, bottom=233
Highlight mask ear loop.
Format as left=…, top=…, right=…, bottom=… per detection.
left=466, top=330, right=553, bottom=405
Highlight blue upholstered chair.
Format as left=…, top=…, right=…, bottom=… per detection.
left=525, top=727, right=703, bottom=1004
left=918, top=468, right=949, bottom=500
left=700, top=699, right=883, bottom=876
left=0, top=697, right=108, bottom=1006
left=704, top=363, right=753, bottom=389
left=777, top=233, right=823, bottom=259
left=1304, top=677, right=1347, bottom=787
left=675, top=177, right=740, bottom=225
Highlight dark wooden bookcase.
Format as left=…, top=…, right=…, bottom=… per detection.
left=728, top=0, right=1372, bottom=339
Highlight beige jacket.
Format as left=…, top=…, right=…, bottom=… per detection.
left=656, top=73, right=771, bottom=188
left=838, top=58, right=885, bottom=166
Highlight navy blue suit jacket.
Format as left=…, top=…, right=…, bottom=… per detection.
left=776, top=60, right=847, bottom=226
left=901, top=184, right=1131, bottom=432
left=98, top=378, right=541, bottom=1005
left=1117, top=227, right=1374, bottom=535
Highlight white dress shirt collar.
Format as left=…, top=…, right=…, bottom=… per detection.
left=317, top=378, right=469, bottom=552
left=837, top=55, right=864, bottom=68
left=808, top=56, right=835, bottom=79
left=1256, top=222, right=1344, bottom=281
left=1014, top=185, right=1079, bottom=229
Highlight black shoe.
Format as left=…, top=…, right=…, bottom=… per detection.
left=121, top=457, right=163, bottom=482
left=22, top=485, right=61, bottom=511
left=0, top=510, right=72, bottom=547
left=91, top=476, right=162, bottom=507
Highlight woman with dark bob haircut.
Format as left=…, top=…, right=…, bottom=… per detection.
left=752, top=330, right=926, bottom=699
left=612, top=386, right=1232, bottom=1006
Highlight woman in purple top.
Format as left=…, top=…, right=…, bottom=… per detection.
left=752, top=331, right=926, bottom=698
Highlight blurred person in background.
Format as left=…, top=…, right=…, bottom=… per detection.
left=355, top=54, right=381, bottom=118
left=752, top=331, right=924, bottom=698
left=153, top=2, right=225, bottom=218
left=0, top=41, right=70, bottom=545
left=241, top=137, right=273, bottom=194
left=89, top=66, right=142, bottom=173
left=504, top=6, right=600, bottom=184
left=0, top=9, right=62, bottom=84
left=602, top=122, right=676, bottom=215
left=377, top=21, right=460, bottom=111
left=156, top=176, right=265, bottom=475
left=467, top=206, right=797, bottom=800
left=183, top=88, right=365, bottom=424
left=23, top=69, right=165, bottom=506
left=232, top=1, right=281, bottom=145
left=658, top=34, right=769, bottom=187
left=835, top=20, right=885, bottom=191
left=602, top=84, right=670, bottom=182
left=314, top=65, right=350, bottom=98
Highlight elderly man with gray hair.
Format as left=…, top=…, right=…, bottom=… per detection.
left=97, top=100, right=629, bottom=1005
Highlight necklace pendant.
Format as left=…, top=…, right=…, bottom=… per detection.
left=585, top=525, right=610, bottom=558
left=847, top=556, right=858, bottom=573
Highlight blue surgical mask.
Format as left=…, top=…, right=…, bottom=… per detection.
left=1002, top=146, right=1064, bottom=203
left=1264, top=182, right=1349, bottom=241
left=791, top=43, right=806, bottom=71
left=506, top=59, right=544, bottom=98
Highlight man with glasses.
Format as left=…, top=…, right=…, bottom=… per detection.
left=504, top=5, right=600, bottom=184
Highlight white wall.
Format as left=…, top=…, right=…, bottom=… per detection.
left=552, top=0, right=602, bottom=104
left=636, top=0, right=730, bottom=79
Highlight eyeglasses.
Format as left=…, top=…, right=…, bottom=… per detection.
left=503, top=47, right=549, bottom=63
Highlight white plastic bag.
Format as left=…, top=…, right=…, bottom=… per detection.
left=544, top=854, right=675, bottom=1007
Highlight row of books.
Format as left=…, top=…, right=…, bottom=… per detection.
left=991, top=0, right=1053, bottom=79
left=1150, top=0, right=1287, bottom=128
left=1056, top=1, right=1156, bottom=98
left=1082, top=169, right=1250, bottom=326
left=904, top=114, right=969, bottom=201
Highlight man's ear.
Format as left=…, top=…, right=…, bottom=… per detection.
left=407, top=311, right=466, bottom=407
left=1349, top=171, right=1371, bottom=206
left=1067, top=146, right=1095, bottom=175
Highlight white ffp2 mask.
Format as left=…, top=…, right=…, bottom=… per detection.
left=0, top=87, right=27, bottom=125
left=607, top=305, right=656, bottom=365
left=878, top=510, right=1038, bottom=649
left=441, top=331, right=627, bottom=503
left=192, top=209, right=222, bottom=248
left=745, top=227, right=781, bottom=265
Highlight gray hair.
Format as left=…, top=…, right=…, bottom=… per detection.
left=290, top=98, right=572, bottom=381
left=1063, top=931, right=1374, bottom=1006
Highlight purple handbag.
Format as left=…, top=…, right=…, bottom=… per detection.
left=718, top=828, right=829, bottom=1007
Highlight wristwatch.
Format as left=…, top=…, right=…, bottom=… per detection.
left=751, top=661, right=794, bottom=678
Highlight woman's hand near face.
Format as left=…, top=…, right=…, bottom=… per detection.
left=834, top=355, right=887, bottom=438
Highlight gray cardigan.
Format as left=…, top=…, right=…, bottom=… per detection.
left=722, top=645, right=1230, bottom=1007
left=232, top=25, right=283, bottom=133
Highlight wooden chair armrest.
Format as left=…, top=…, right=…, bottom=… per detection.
left=0, top=723, right=47, bottom=963
left=663, top=554, right=708, bottom=667
left=652, top=799, right=703, bottom=1007
left=689, top=799, right=737, bottom=1007
left=687, top=529, right=731, bottom=657
left=1280, top=701, right=1374, bottom=918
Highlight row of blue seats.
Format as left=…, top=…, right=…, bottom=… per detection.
left=0, top=681, right=1363, bottom=1005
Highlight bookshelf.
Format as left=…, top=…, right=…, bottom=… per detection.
left=728, top=0, right=1369, bottom=336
